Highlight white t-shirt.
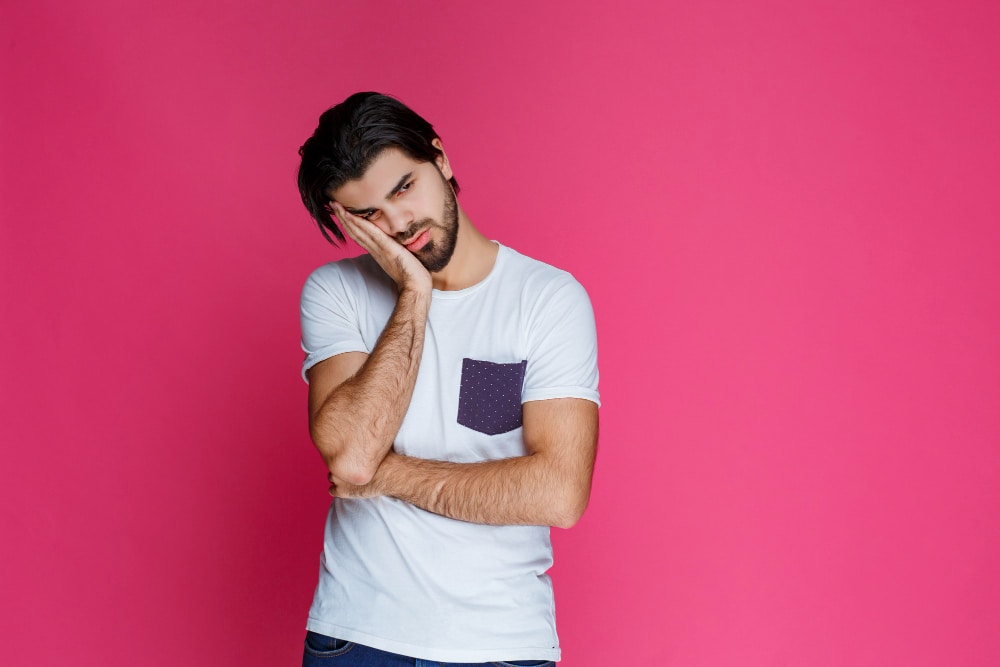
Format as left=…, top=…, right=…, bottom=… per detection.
left=299, top=243, right=600, bottom=663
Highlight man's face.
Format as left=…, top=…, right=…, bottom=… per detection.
left=331, top=147, right=459, bottom=273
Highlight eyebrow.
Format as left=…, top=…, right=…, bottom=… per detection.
left=344, top=172, right=414, bottom=216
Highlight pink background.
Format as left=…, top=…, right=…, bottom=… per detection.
left=2, top=1, right=998, bottom=665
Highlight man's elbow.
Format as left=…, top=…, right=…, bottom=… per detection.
left=310, top=428, right=378, bottom=486
left=322, top=456, right=376, bottom=486
left=550, top=494, right=590, bottom=529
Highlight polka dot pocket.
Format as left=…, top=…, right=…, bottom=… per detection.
left=457, top=358, right=528, bottom=436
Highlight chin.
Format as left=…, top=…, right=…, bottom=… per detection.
left=419, top=244, right=452, bottom=273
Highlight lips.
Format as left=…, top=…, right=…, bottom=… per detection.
left=404, top=228, right=431, bottom=252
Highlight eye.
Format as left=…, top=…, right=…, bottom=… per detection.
left=362, top=210, right=382, bottom=221
left=396, top=180, right=414, bottom=196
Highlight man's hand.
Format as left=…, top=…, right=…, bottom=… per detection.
left=332, top=203, right=432, bottom=294
left=328, top=474, right=380, bottom=499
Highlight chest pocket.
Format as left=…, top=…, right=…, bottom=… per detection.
left=457, top=358, right=528, bottom=435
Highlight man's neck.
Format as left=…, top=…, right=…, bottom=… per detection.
left=430, top=211, right=498, bottom=291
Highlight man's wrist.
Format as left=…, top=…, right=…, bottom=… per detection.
left=398, top=283, right=432, bottom=310
left=376, top=450, right=402, bottom=495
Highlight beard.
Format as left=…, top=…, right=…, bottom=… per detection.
left=396, top=174, right=459, bottom=273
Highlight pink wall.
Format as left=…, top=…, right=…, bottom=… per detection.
left=2, top=1, right=998, bottom=664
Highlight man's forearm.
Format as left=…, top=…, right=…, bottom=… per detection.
left=311, top=288, right=430, bottom=484
left=372, top=451, right=591, bottom=529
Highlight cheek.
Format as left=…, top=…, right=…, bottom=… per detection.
left=420, top=188, right=446, bottom=217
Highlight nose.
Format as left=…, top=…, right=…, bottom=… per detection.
left=381, top=204, right=414, bottom=236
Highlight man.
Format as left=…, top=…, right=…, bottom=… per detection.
left=296, top=92, right=600, bottom=666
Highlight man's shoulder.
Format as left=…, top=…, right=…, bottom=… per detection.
left=303, top=253, right=386, bottom=290
left=498, top=244, right=577, bottom=285
left=497, top=244, right=587, bottom=298
left=300, top=253, right=397, bottom=312
left=306, top=252, right=378, bottom=279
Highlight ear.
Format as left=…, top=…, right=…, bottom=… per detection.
left=431, top=138, right=453, bottom=181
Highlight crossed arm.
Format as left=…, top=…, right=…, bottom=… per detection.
left=306, top=317, right=599, bottom=528
left=312, top=360, right=599, bottom=528
left=307, top=287, right=429, bottom=486
left=306, top=203, right=599, bottom=529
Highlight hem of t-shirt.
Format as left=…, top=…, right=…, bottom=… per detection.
left=522, top=387, right=601, bottom=408
left=301, top=344, right=370, bottom=382
left=305, top=618, right=561, bottom=662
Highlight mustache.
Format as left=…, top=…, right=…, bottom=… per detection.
left=395, top=220, right=433, bottom=245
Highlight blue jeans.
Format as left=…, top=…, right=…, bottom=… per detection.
left=302, top=631, right=554, bottom=667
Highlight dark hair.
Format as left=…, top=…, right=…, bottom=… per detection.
left=297, top=92, right=459, bottom=244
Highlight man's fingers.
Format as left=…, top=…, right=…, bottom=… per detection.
left=333, top=203, right=394, bottom=255
left=332, top=204, right=369, bottom=246
left=331, top=203, right=366, bottom=245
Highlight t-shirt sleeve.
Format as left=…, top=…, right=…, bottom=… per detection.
left=522, top=275, right=601, bottom=406
left=299, top=265, right=369, bottom=383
